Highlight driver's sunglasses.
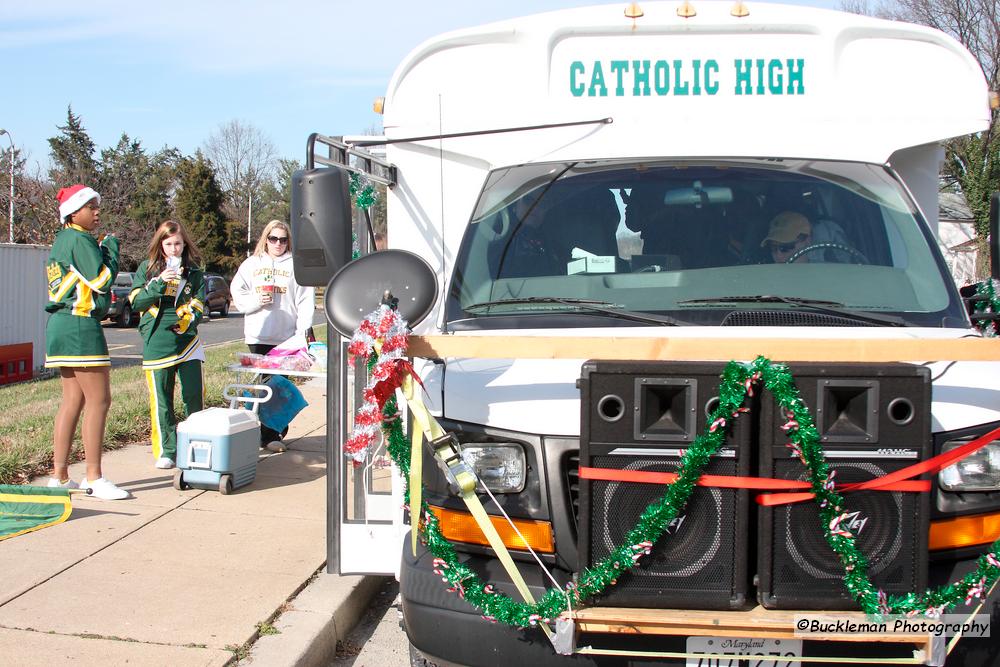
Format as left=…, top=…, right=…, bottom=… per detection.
left=774, top=233, right=810, bottom=254
left=267, top=235, right=289, bottom=244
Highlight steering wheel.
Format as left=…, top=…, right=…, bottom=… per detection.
left=786, top=242, right=869, bottom=265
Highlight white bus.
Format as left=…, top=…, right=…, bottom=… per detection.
left=293, top=3, right=1000, bottom=665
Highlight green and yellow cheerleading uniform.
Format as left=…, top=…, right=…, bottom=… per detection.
left=44, top=224, right=119, bottom=367
left=130, top=260, right=207, bottom=461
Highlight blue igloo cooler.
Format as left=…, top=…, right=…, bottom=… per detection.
left=173, top=384, right=271, bottom=494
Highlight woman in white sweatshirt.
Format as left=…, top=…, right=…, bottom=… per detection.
left=231, top=220, right=315, bottom=447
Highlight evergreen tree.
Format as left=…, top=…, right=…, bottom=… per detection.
left=174, top=152, right=228, bottom=272
left=221, top=217, right=252, bottom=276
left=258, top=158, right=301, bottom=229
left=130, top=146, right=180, bottom=235
left=91, top=136, right=182, bottom=270
left=48, top=106, right=98, bottom=188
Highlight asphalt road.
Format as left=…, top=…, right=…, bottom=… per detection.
left=331, top=578, right=409, bottom=667
left=102, top=308, right=326, bottom=365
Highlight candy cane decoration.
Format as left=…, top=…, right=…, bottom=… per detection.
left=964, top=577, right=986, bottom=604
left=343, top=304, right=410, bottom=462
left=828, top=512, right=854, bottom=539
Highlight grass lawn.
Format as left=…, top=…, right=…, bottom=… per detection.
left=0, top=324, right=327, bottom=485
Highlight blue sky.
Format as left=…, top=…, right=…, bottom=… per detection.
left=3, top=0, right=838, bottom=174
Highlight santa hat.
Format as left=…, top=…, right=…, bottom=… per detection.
left=57, top=184, right=100, bottom=221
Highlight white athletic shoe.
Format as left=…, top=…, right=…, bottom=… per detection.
left=81, top=477, right=129, bottom=500
left=154, top=457, right=175, bottom=469
left=265, top=441, right=287, bottom=453
left=47, top=477, right=80, bottom=490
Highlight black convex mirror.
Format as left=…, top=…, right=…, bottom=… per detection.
left=325, top=250, right=438, bottom=337
left=291, top=167, right=353, bottom=287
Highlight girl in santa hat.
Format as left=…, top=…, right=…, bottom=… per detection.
left=43, top=184, right=129, bottom=500
left=128, top=220, right=207, bottom=470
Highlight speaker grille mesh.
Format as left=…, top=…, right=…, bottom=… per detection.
left=764, top=458, right=922, bottom=608
left=587, top=455, right=744, bottom=607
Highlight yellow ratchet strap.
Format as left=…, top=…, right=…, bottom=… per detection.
left=398, top=372, right=547, bottom=635
left=401, top=373, right=441, bottom=556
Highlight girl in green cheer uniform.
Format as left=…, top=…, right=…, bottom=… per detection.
left=44, top=184, right=129, bottom=500
left=129, top=221, right=207, bottom=470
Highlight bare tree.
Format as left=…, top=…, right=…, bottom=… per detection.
left=14, top=162, right=60, bottom=245
left=202, top=120, right=278, bottom=236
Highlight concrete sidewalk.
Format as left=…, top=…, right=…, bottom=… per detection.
left=0, top=378, right=381, bottom=666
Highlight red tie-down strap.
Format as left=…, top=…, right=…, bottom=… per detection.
left=578, top=424, right=1000, bottom=506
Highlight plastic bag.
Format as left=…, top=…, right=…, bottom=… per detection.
left=258, top=375, right=308, bottom=433
left=265, top=345, right=314, bottom=371
left=237, top=350, right=313, bottom=371
left=307, top=342, right=327, bottom=370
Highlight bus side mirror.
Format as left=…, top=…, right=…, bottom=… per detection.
left=291, top=167, right=353, bottom=287
left=990, top=192, right=999, bottom=280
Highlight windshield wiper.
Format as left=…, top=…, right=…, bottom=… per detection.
left=463, top=296, right=690, bottom=326
left=677, top=295, right=907, bottom=327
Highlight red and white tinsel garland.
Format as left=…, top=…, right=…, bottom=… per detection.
left=344, top=304, right=412, bottom=463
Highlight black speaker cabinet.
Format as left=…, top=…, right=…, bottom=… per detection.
left=579, top=361, right=752, bottom=609
left=758, top=363, right=931, bottom=610
left=290, top=167, right=352, bottom=287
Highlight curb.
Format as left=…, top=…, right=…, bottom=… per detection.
left=247, top=572, right=387, bottom=666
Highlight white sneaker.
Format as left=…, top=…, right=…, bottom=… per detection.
left=81, top=477, right=129, bottom=500
left=47, top=477, right=80, bottom=490
left=265, top=441, right=287, bottom=453
left=154, top=457, right=175, bottom=469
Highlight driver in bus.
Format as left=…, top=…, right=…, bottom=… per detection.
left=761, top=211, right=813, bottom=264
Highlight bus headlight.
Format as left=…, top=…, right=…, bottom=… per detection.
left=460, top=444, right=526, bottom=493
left=939, top=440, right=1000, bottom=492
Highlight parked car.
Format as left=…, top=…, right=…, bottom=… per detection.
left=107, top=272, right=137, bottom=327
left=204, top=274, right=232, bottom=317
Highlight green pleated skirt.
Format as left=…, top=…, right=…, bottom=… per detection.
left=45, top=312, right=110, bottom=367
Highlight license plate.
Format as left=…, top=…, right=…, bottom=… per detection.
left=684, top=636, right=802, bottom=667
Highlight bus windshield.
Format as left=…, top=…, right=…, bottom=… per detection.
left=445, top=158, right=965, bottom=329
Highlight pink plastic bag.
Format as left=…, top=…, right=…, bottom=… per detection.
left=265, top=347, right=314, bottom=371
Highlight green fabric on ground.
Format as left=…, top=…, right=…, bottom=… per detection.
left=0, top=484, right=73, bottom=541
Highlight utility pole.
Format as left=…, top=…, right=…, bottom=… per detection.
left=246, top=191, right=253, bottom=257
left=0, top=129, right=13, bottom=243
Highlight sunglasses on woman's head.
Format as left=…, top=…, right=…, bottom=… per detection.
left=267, top=235, right=288, bottom=244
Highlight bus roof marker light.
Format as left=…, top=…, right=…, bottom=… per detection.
left=373, top=96, right=385, bottom=114
left=677, top=1, right=696, bottom=18
left=624, top=2, right=643, bottom=30
left=730, top=1, right=749, bottom=17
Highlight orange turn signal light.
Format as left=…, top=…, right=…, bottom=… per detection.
left=428, top=505, right=555, bottom=554
left=929, top=512, right=1000, bottom=551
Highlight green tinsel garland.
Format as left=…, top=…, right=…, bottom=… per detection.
left=972, top=278, right=1000, bottom=337
left=349, top=172, right=378, bottom=210
left=348, top=172, right=378, bottom=261
left=378, top=355, right=1000, bottom=628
